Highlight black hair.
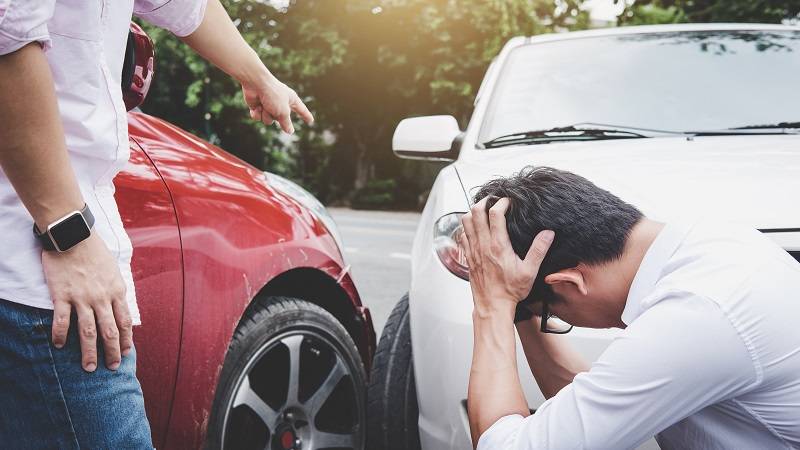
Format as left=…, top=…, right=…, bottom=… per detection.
left=473, top=166, right=643, bottom=304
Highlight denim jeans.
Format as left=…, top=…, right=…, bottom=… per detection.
left=0, top=298, right=153, bottom=449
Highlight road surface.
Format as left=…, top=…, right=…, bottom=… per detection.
left=329, top=208, right=421, bottom=337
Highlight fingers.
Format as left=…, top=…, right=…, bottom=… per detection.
left=113, top=297, right=134, bottom=358
left=488, top=197, right=513, bottom=248
left=76, top=306, right=98, bottom=372
left=290, top=95, right=314, bottom=125
left=249, top=106, right=261, bottom=121
left=469, top=197, right=491, bottom=241
left=97, top=306, right=121, bottom=370
left=55, top=297, right=129, bottom=372
left=250, top=106, right=276, bottom=126
left=275, top=108, right=294, bottom=134
left=458, top=228, right=473, bottom=269
left=51, top=300, right=71, bottom=349
left=257, top=107, right=277, bottom=126
left=461, top=212, right=477, bottom=263
left=524, top=230, right=555, bottom=271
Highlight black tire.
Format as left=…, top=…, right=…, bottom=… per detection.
left=367, top=294, right=421, bottom=450
left=206, top=296, right=367, bottom=450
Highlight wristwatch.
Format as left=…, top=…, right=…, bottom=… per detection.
left=33, top=204, right=95, bottom=252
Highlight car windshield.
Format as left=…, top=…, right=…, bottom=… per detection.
left=480, top=30, right=800, bottom=145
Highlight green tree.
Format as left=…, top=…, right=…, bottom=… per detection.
left=140, top=0, right=591, bottom=209
left=619, top=0, right=800, bottom=25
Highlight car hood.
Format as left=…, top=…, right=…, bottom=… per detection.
left=456, top=134, right=800, bottom=229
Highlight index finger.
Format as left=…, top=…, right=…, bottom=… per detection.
left=488, top=197, right=511, bottom=244
left=469, top=197, right=491, bottom=239
left=290, top=96, right=314, bottom=125
left=51, top=300, right=72, bottom=349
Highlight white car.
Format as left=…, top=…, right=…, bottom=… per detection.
left=367, top=23, right=800, bottom=450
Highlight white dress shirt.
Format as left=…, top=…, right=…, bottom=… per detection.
left=478, top=220, right=800, bottom=449
left=0, top=0, right=207, bottom=324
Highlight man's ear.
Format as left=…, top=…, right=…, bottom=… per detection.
left=544, top=268, right=588, bottom=296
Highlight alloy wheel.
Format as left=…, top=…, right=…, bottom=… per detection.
left=221, top=329, right=364, bottom=450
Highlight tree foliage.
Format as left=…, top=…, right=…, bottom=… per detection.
left=619, top=0, right=800, bottom=25
left=139, top=0, right=589, bottom=208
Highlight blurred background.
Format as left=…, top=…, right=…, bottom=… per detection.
left=137, top=0, right=800, bottom=211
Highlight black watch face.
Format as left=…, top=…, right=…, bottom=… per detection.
left=51, top=213, right=91, bottom=251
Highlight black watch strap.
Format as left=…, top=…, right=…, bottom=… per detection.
left=33, top=204, right=95, bottom=251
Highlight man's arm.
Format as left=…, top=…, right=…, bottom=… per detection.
left=468, top=306, right=530, bottom=446
left=475, top=297, right=757, bottom=449
left=515, top=316, right=590, bottom=399
left=0, top=44, right=83, bottom=226
left=178, top=0, right=313, bottom=134
left=460, top=197, right=554, bottom=447
left=0, top=43, right=132, bottom=372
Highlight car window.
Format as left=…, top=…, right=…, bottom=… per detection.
left=480, top=30, right=800, bottom=143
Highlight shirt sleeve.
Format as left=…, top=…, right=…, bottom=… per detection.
left=477, top=294, right=759, bottom=450
left=133, top=0, right=208, bottom=37
left=0, top=0, right=55, bottom=55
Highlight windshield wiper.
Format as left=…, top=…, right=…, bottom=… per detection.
left=480, top=123, right=671, bottom=149
left=686, top=121, right=800, bottom=136
left=731, top=121, right=800, bottom=130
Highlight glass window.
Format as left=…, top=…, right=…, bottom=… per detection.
left=480, top=30, right=800, bottom=144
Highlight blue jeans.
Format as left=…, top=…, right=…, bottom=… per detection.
left=0, top=298, right=152, bottom=449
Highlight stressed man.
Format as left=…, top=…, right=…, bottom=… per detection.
left=461, top=167, right=800, bottom=449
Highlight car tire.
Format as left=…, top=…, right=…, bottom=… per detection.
left=367, top=294, right=422, bottom=450
left=206, top=296, right=367, bottom=450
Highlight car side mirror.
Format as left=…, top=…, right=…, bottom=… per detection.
left=122, top=22, right=155, bottom=112
left=392, top=115, right=463, bottom=161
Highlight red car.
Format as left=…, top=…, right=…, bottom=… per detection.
left=119, top=24, right=375, bottom=449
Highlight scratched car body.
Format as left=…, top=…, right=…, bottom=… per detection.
left=119, top=23, right=375, bottom=449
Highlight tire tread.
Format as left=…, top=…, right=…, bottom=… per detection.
left=367, top=294, right=421, bottom=450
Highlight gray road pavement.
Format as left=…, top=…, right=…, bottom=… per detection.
left=329, top=208, right=421, bottom=337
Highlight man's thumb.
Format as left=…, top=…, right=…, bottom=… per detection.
left=524, top=230, right=555, bottom=267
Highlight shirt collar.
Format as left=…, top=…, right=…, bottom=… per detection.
left=621, top=222, right=692, bottom=325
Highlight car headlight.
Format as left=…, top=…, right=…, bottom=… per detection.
left=433, top=212, right=469, bottom=280
left=265, top=172, right=345, bottom=251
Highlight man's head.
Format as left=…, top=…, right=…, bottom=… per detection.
left=473, top=166, right=644, bottom=327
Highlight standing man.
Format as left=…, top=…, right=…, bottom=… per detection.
left=0, top=1, right=312, bottom=447
left=461, top=167, right=800, bottom=449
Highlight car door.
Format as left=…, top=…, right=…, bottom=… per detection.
left=114, top=138, right=184, bottom=449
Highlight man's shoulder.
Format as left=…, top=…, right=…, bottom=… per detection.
left=670, top=219, right=785, bottom=273
left=654, top=219, right=798, bottom=311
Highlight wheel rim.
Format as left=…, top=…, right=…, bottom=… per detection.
left=221, top=328, right=364, bottom=450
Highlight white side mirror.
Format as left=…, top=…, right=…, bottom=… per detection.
left=392, top=115, right=462, bottom=161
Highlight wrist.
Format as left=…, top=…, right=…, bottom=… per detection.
left=235, top=50, right=273, bottom=87
left=472, top=299, right=517, bottom=322
left=33, top=199, right=86, bottom=232
left=34, top=203, right=95, bottom=253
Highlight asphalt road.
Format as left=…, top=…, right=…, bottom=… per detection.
left=329, top=208, right=421, bottom=337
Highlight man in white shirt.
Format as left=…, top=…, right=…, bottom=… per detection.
left=0, top=0, right=312, bottom=447
left=460, top=166, right=800, bottom=449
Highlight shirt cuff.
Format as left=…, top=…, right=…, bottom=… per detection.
left=134, top=0, right=208, bottom=37
left=477, top=414, right=525, bottom=450
left=0, top=32, right=50, bottom=55
left=0, top=0, right=54, bottom=55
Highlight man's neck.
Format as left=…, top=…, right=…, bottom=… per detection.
left=615, top=218, right=665, bottom=327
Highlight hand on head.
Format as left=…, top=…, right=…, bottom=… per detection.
left=460, top=196, right=555, bottom=317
